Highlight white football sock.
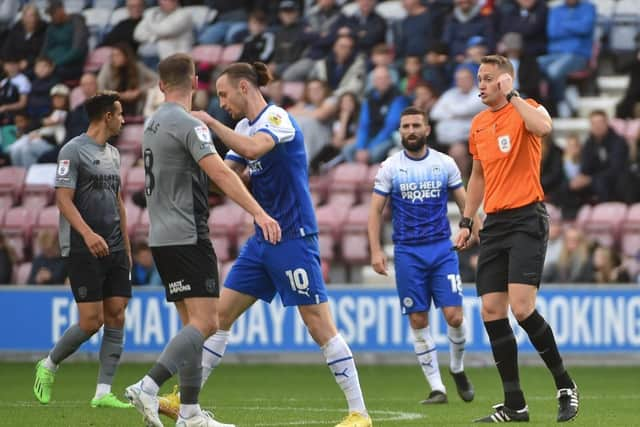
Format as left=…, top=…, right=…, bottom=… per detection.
left=201, top=330, right=229, bottom=388
left=322, top=334, right=367, bottom=415
left=412, top=327, right=445, bottom=393
left=179, top=403, right=201, bottom=419
left=140, top=375, right=159, bottom=396
left=448, top=320, right=466, bottom=374
left=94, top=383, right=111, bottom=399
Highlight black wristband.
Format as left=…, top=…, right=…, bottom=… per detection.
left=459, top=217, right=473, bottom=233
left=506, top=89, right=520, bottom=103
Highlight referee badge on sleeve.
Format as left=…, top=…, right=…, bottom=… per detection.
left=57, top=159, right=70, bottom=176
left=497, top=135, right=511, bottom=153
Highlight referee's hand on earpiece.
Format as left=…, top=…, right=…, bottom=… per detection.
left=83, top=230, right=110, bottom=258
left=255, top=211, right=281, bottom=244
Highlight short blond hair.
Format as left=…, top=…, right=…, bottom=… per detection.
left=480, top=55, right=514, bottom=77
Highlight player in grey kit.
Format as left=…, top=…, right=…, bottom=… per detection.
left=33, top=92, right=133, bottom=409
left=125, top=53, right=280, bottom=427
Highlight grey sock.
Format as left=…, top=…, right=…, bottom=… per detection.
left=149, top=325, right=205, bottom=389
left=179, top=342, right=204, bottom=405
left=49, top=324, right=92, bottom=365
left=97, top=327, right=124, bottom=385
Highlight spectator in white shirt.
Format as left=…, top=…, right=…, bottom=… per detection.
left=134, top=0, right=193, bottom=60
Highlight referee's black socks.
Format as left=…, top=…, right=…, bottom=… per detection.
left=518, top=309, right=574, bottom=390
left=484, top=318, right=526, bottom=410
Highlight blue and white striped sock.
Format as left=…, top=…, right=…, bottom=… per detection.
left=412, top=327, right=445, bottom=393
left=322, top=334, right=367, bottom=415
left=201, top=330, right=229, bottom=388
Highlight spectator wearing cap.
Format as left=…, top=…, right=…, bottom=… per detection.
left=281, top=0, right=342, bottom=82
left=395, top=0, right=436, bottom=59
left=462, top=35, right=488, bottom=77
left=270, top=1, right=308, bottom=76
left=40, top=0, right=89, bottom=82
left=9, top=83, right=69, bottom=168
left=331, top=0, right=387, bottom=55
left=498, top=32, right=543, bottom=101
left=429, top=66, right=484, bottom=177
left=309, top=33, right=367, bottom=99
left=421, top=41, right=454, bottom=95
left=494, top=0, right=548, bottom=58
left=0, top=56, right=31, bottom=127
left=344, top=66, right=407, bottom=164
left=100, top=0, right=145, bottom=53
left=134, top=0, right=194, bottom=60
left=97, top=42, right=158, bottom=117
left=27, top=56, right=58, bottom=121
left=537, top=0, right=595, bottom=117
left=2, top=3, right=48, bottom=76
left=442, top=0, right=494, bottom=61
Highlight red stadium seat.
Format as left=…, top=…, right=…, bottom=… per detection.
left=574, top=204, right=592, bottom=228
left=117, top=124, right=144, bottom=153
left=584, top=202, right=628, bottom=247
left=191, top=44, right=223, bottom=69
left=125, top=167, right=146, bottom=197
left=343, top=203, right=370, bottom=233
left=309, top=174, right=330, bottom=206
left=3, top=206, right=38, bottom=262
left=341, top=232, right=369, bottom=265
left=359, top=163, right=381, bottom=202
left=316, top=202, right=350, bottom=239
left=208, top=202, right=250, bottom=244
left=621, top=233, right=640, bottom=257
left=327, top=162, right=368, bottom=205
left=83, top=46, right=113, bottom=73
left=13, top=262, right=32, bottom=285
left=220, top=44, right=243, bottom=65
left=0, top=166, right=26, bottom=204
left=318, top=233, right=335, bottom=261
left=623, top=202, right=640, bottom=232
left=211, top=235, right=231, bottom=263
left=0, top=194, right=14, bottom=210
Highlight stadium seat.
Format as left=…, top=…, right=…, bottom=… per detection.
left=621, top=233, right=640, bottom=257
left=31, top=206, right=60, bottom=254
left=191, top=44, right=223, bottom=69
left=0, top=194, right=14, bottom=210
left=220, top=44, right=243, bottom=65
left=23, top=164, right=57, bottom=209
left=575, top=204, right=592, bottom=228
left=622, top=202, right=640, bottom=232
left=282, top=81, right=305, bottom=101
left=83, top=46, right=113, bottom=73
left=343, top=203, right=370, bottom=233
left=125, top=167, right=145, bottom=197
left=327, top=162, right=368, bottom=205
left=309, top=174, right=330, bottom=206
left=13, top=262, right=32, bottom=285
left=318, top=233, right=335, bottom=261
left=0, top=166, right=26, bottom=204
left=316, top=202, right=350, bottom=239
left=626, top=119, right=640, bottom=142
left=584, top=202, right=628, bottom=247
left=117, top=123, right=144, bottom=153
left=359, top=163, right=380, bottom=202
left=341, top=232, right=369, bottom=265
left=3, top=206, right=38, bottom=262
left=208, top=202, right=250, bottom=244
left=211, top=235, right=231, bottom=263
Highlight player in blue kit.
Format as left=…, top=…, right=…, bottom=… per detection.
left=368, top=106, right=477, bottom=405
left=182, top=62, right=371, bottom=427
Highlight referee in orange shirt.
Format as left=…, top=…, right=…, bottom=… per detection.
left=454, top=55, right=579, bottom=423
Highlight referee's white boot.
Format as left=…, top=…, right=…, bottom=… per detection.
left=125, top=382, right=163, bottom=427
left=176, top=410, right=235, bottom=427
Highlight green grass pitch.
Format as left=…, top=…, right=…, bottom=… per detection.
left=0, top=363, right=636, bottom=426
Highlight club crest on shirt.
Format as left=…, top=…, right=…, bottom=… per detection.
left=403, top=297, right=414, bottom=308
left=432, top=165, right=442, bottom=175
left=267, top=112, right=282, bottom=127
left=194, top=125, right=212, bottom=142
left=57, top=159, right=70, bottom=176
left=497, top=135, right=511, bottom=153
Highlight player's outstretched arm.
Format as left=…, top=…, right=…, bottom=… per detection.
left=199, top=154, right=282, bottom=244
left=368, top=193, right=389, bottom=276
left=56, top=188, right=109, bottom=257
left=192, top=111, right=275, bottom=160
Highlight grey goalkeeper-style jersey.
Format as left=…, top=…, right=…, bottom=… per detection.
left=55, top=134, right=124, bottom=257
left=143, top=102, right=217, bottom=247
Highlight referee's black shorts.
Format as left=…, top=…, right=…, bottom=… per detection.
left=476, top=202, right=549, bottom=296
left=151, top=239, right=220, bottom=302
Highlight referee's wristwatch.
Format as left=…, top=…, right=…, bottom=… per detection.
left=506, top=89, right=520, bottom=103
left=459, top=217, right=473, bottom=235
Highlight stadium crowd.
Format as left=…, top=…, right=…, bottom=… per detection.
left=0, top=0, right=639, bottom=286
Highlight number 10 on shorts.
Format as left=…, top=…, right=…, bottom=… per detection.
left=447, top=274, right=463, bottom=295
left=286, top=268, right=310, bottom=296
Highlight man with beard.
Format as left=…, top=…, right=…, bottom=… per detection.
left=368, top=106, right=478, bottom=405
